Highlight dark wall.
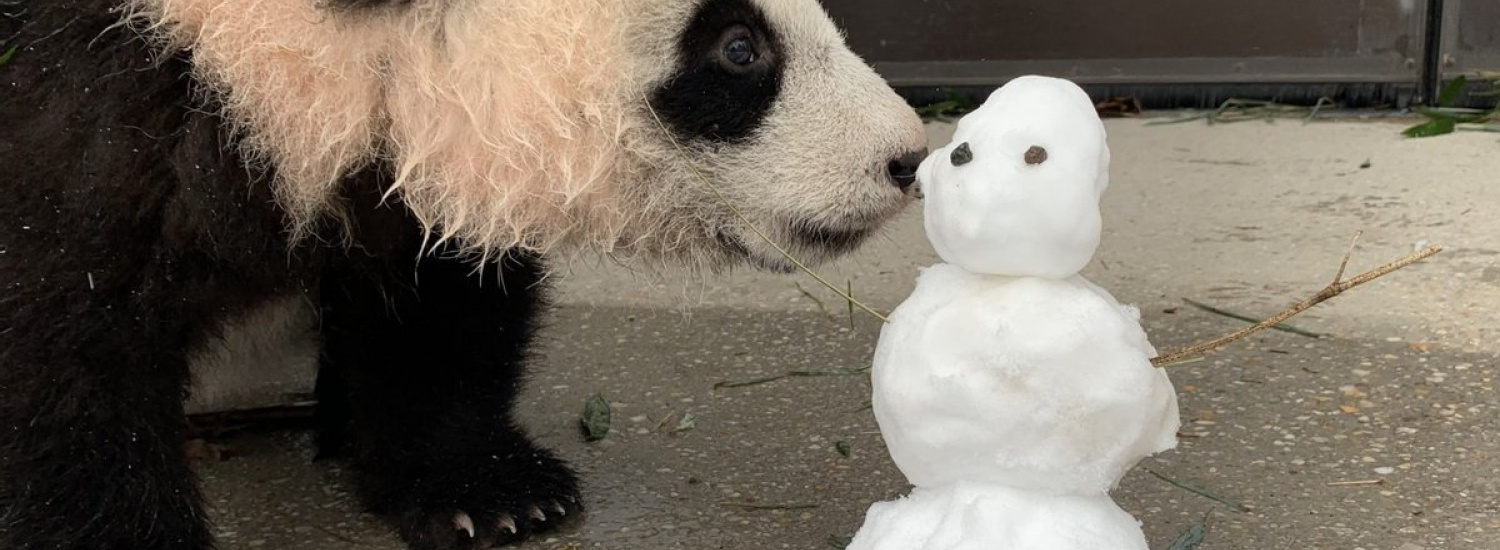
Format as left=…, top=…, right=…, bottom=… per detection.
left=819, top=0, right=1451, bottom=106
left=824, top=0, right=1417, bottom=62
left=1448, top=0, right=1500, bottom=75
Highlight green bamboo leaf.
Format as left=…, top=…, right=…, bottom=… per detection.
left=580, top=394, right=611, bottom=442
left=0, top=46, right=16, bottom=68
left=1145, top=468, right=1251, bottom=513
left=1163, top=513, right=1212, bottom=550
left=673, top=412, right=697, bottom=433
left=1182, top=298, right=1323, bottom=338
left=1437, top=75, right=1469, bottom=107
left=1403, top=117, right=1457, bottom=138
left=1146, top=112, right=1213, bottom=126
left=915, top=91, right=978, bottom=120
left=1415, top=107, right=1489, bottom=125
left=915, top=100, right=962, bottom=119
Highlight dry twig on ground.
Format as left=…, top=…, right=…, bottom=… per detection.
left=1153, top=235, right=1443, bottom=367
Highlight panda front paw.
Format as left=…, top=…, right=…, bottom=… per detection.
left=373, top=448, right=583, bottom=550
left=395, top=498, right=580, bottom=550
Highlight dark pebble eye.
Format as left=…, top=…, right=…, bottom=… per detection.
left=951, top=142, right=973, bottom=166
left=724, top=36, right=756, bottom=65
left=1024, top=145, right=1048, bottom=165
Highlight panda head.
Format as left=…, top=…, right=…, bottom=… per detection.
left=133, top=0, right=927, bottom=270
left=639, top=0, right=928, bottom=270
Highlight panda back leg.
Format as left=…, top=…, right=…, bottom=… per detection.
left=0, top=331, right=215, bottom=550
left=318, top=250, right=581, bottom=549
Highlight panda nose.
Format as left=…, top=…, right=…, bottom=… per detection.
left=886, top=150, right=926, bottom=190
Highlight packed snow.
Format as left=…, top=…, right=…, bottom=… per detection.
left=850, top=76, right=1180, bottom=550
left=853, top=484, right=1149, bottom=550
left=917, top=75, right=1111, bottom=279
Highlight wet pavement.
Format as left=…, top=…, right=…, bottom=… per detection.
left=195, top=117, right=1500, bottom=549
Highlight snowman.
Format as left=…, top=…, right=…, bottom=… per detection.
left=848, top=76, right=1180, bottom=550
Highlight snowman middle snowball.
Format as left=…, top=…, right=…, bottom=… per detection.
left=851, top=76, right=1180, bottom=550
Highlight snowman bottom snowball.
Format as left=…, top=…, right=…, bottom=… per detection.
left=847, top=484, right=1149, bottom=550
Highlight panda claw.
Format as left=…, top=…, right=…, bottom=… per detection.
left=550, top=501, right=567, bottom=516
left=454, top=512, right=476, bottom=538
left=527, top=505, right=546, bottom=521
left=498, top=514, right=517, bottom=534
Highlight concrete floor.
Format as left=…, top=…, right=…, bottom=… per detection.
left=196, top=117, right=1500, bottom=550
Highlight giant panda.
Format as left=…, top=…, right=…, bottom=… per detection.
left=0, top=0, right=926, bottom=548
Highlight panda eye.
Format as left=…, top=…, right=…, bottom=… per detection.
left=717, top=26, right=761, bottom=68
left=725, top=37, right=756, bottom=65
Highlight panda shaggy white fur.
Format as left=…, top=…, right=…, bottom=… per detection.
left=0, top=0, right=925, bottom=549
left=129, top=0, right=923, bottom=265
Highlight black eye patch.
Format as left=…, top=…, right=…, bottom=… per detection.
left=649, top=0, right=786, bottom=143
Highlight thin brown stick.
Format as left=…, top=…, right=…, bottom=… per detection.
left=1153, top=244, right=1443, bottom=367
left=186, top=403, right=317, bottom=438
left=1326, top=479, right=1386, bottom=487
left=1332, top=231, right=1363, bottom=284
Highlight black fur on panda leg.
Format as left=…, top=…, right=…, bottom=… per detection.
left=1, top=5, right=295, bottom=544
left=0, top=345, right=214, bottom=550
left=317, top=244, right=581, bottom=549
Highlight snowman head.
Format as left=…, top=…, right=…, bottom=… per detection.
left=917, top=76, right=1110, bottom=278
